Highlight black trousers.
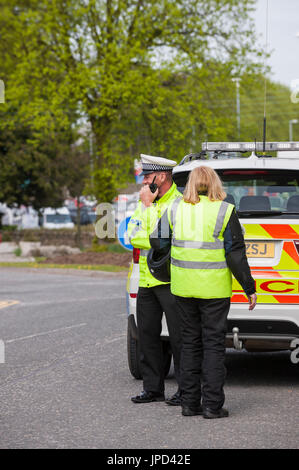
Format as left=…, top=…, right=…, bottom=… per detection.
left=137, top=285, right=182, bottom=393
left=175, top=296, right=230, bottom=410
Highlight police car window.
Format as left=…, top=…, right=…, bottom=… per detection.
left=219, top=169, right=299, bottom=218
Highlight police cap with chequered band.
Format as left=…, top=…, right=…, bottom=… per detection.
left=140, top=154, right=177, bottom=176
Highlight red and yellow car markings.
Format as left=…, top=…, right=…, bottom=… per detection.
left=283, top=241, right=299, bottom=265
left=273, top=295, right=299, bottom=304
left=232, top=276, right=299, bottom=304
left=251, top=268, right=299, bottom=279
left=243, top=224, right=271, bottom=239
left=251, top=269, right=282, bottom=278
left=243, top=223, right=299, bottom=240
left=261, top=224, right=299, bottom=240
left=238, top=223, right=299, bottom=303
left=231, top=294, right=299, bottom=304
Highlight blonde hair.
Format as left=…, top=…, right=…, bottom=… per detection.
left=183, top=166, right=226, bottom=204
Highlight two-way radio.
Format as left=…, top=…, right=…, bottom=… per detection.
left=149, top=176, right=158, bottom=193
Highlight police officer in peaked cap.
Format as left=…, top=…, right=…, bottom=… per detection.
left=128, top=154, right=183, bottom=405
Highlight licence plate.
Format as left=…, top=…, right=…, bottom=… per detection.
left=245, top=241, right=275, bottom=258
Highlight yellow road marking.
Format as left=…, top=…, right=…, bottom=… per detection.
left=0, top=300, right=20, bottom=310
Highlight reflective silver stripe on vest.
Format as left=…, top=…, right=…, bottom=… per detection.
left=213, top=201, right=230, bottom=238
left=170, top=197, right=182, bottom=233
left=140, top=249, right=150, bottom=257
left=171, top=258, right=227, bottom=269
left=172, top=200, right=230, bottom=249
left=172, top=239, right=224, bottom=249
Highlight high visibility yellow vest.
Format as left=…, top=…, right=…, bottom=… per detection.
left=169, top=196, right=234, bottom=298
left=127, top=183, right=181, bottom=288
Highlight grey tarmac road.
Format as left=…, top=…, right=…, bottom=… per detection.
left=0, top=267, right=298, bottom=449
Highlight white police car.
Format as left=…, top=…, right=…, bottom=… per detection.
left=126, top=141, right=299, bottom=379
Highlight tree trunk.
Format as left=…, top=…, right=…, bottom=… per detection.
left=91, top=115, right=112, bottom=168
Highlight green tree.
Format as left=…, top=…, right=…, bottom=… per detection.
left=0, top=103, right=74, bottom=209
left=238, top=76, right=299, bottom=142
left=0, top=0, right=264, bottom=194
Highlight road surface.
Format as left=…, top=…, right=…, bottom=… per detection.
left=0, top=267, right=298, bottom=449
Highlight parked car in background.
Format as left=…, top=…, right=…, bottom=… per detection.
left=69, top=206, right=92, bottom=225
left=41, top=207, right=74, bottom=229
left=65, top=198, right=98, bottom=225
left=0, top=204, right=39, bottom=229
left=87, top=207, right=97, bottom=224
left=20, top=206, right=39, bottom=229
left=113, top=193, right=139, bottom=227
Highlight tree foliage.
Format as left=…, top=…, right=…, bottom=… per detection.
left=0, top=0, right=264, bottom=202
left=4, top=1, right=296, bottom=207
left=237, top=75, right=299, bottom=142
left=0, top=103, right=74, bottom=209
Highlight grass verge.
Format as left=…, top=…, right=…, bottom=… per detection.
left=0, top=262, right=128, bottom=272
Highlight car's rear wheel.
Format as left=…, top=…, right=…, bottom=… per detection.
left=127, top=318, right=173, bottom=380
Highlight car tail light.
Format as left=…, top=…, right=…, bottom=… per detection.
left=130, top=293, right=137, bottom=298
left=294, top=241, right=299, bottom=256
left=133, top=248, right=140, bottom=264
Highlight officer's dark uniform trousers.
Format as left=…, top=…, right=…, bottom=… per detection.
left=137, top=284, right=181, bottom=393
left=150, top=206, right=255, bottom=410
left=175, top=296, right=230, bottom=410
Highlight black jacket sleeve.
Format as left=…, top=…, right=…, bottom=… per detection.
left=149, top=210, right=172, bottom=254
left=224, top=209, right=256, bottom=296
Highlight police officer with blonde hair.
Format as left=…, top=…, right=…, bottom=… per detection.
left=150, top=165, right=257, bottom=418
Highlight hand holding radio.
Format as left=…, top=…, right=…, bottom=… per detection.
left=140, top=176, right=158, bottom=207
